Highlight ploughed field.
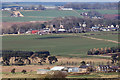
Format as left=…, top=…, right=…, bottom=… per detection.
left=2, top=32, right=117, bottom=58
left=2, top=9, right=118, bottom=22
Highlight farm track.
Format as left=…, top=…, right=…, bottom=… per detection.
left=82, top=36, right=119, bottom=44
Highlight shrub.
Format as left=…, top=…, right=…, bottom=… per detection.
left=87, top=50, right=93, bottom=55
left=94, top=50, right=99, bottom=55
left=21, top=69, right=27, bottom=74
left=11, top=68, right=15, bottom=74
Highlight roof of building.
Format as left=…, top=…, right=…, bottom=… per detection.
left=50, top=66, right=65, bottom=71
left=79, top=65, right=88, bottom=68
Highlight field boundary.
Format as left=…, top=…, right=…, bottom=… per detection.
left=82, top=36, right=119, bottom=44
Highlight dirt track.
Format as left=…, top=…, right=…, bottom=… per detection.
left=82, top=36, right=119, bottom=44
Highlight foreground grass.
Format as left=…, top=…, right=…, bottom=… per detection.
left=2, top=72, right=119, bottom=78
left=67, top=72, right=119, bottom=78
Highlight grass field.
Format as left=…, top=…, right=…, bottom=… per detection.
left=2, top=72, right=119, bottom=78
left=2, top=9, right=118, bottom=22
left=2, top=10, right=82, bottom=22
left=82, top=31, right=118, bottom=42
left=2, top=32, right=117, bottom=58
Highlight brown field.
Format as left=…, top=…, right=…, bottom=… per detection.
left=2, top=56, right=110, bottom=73
left=2, top=21, right=47, bottom=29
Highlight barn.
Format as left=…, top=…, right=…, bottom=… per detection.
left=37, top=69, right=50, bottom=74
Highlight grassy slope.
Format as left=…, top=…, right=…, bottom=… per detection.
left=2, top=33, right=117, bottom=58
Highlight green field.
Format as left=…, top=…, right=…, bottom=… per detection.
left=2, top=32, right=117, bottom=58
left=82, top=31, right=118, bottom=42
left=2, top=72, right=119, bottom=78
left=2, top=10, right=82, bottom=22
left=2, top=9, right=118, bottom=22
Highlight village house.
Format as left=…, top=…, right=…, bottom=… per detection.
left=57, top=24, right=66, bottom=33
left=97, top=65, right=119, bottom=72
left=72, top=26, right=82, bottom=33
left=91, top=26, right=100, bottom=32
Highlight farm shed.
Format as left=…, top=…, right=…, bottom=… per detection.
left=110, top=66, right=119, bottom=72
left=97, top=65, right=111, bottom=72
left=79, top=65, right=89, bottom=72
left=67, top=67, right=80, bottom=73
left=37, top=69, right=50, bottom=74
left=50, top=66, right=65, bottom=71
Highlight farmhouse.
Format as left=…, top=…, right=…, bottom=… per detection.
left=73, top=26, right=82, bottom=33
left=97, top=65, right=119, bottom=72
left=91, top=26, right=100, bottom=32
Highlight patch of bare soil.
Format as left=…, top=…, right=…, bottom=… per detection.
left=2, top=21, right=47, bottom=29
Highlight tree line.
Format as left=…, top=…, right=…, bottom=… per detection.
left=2, top=16, right=119, bottom=34
left=87, top=47, right=120, bottom=55
left=1, top=50, right=58, bottom=66
left=64, top=2, right=118, bottom=10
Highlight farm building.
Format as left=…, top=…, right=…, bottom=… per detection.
left=50, top=66, right=89, bottom=73
left=67, top=67, right=80, bottom=73
left=110, top=65, right=119, bottom=72
left=50, top=66, right=65, bottom=71
left=38, top=30, right=49, bottom=35
left=97, top=65, right=111, bottom=72
left=91, top=26, right=100, bottom=31
left=17, top=29, right=26, bottom=34
left=60, top=8, right=73, bottom=11
left=37, top=69, right=50, bottom=74
left=44, top=6, right=57, bottom=10
left=79, top=65, right=89, bottom=73
left=31, top=30, right=39, bottom=34
left=73, top=26, right=82, bottom=33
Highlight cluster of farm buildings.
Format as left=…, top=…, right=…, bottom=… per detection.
left=17, top=23, right=119, bottom=35
left=37, top=64, right=120, bottom=75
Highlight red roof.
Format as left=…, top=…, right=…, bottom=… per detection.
left=31, top=30, right=39, bottom=34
